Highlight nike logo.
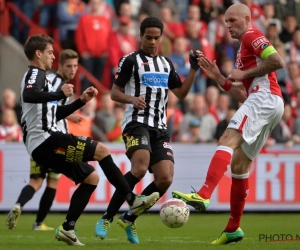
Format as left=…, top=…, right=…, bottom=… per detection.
left=132, top=201, right=145, bottom=210
left=191, top=195, right=204, bottom=201
left=61, top=231, right=77, bottom=242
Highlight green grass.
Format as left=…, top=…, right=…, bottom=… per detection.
left=0, top=213, right=299, bottom=249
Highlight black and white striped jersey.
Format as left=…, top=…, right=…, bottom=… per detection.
left=114, top=49, right=182, bottom=130
left=20, top=66, right=66, bottom=156
left=47, top=73, right=69, bottom=134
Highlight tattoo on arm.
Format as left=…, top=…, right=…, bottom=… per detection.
left=243, top=53, right=284, bottom=78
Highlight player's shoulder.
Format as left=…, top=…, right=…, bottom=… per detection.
left=25, top=66, right=46, bottom=84
left=47, top=73, right=57, bottom=82
left=243, top=28, right=265, bottom=40
left=118, top=51, right=137, bottom=67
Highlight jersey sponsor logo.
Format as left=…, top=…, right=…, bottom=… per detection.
left=141, top=62, right=151, bottom=66
left=28, top=68, right=38, bottom=84
left=125, top=135, right=139, bottom=149
left=141, top=73, right=168, bottom=88
left=251, top=36, right=269, bottom=50
left=65, top=141, right=86, bottom=163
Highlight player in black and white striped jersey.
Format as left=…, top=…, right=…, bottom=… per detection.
left=7, top=49, right=84, bottom=231
left=7, top=34, right=159, bottom=246
left=95, top=16, right=201, bottom=243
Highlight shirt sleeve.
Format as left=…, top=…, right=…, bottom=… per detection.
left=113, top=55, right=134, bottom=88
left=22, top=68, right=66, bottom=103
left=243, top=30, right=277, bottom=59
left=164, top=57, right=182, bottom=90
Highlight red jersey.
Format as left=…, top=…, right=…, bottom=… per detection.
left=236, top=29, right=282, bottom=98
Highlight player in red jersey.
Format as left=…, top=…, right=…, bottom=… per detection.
left=172, top=3, right=285, bottom=245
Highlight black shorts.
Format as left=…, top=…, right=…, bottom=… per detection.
left=30, top=158, right=61, bottom=180
left=32, top=132, right=97, bottom=184
left=122, top=122, right=174, bottom=172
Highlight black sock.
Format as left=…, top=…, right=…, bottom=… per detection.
left=62, top=183, right=97, bottom=231
left=98, top=155, right=136, bottom=205
left=35, top=187, right=56, bottom=225
left=102, top=171, right=140, bottom=222
left=16, top=185, right=36, bottom=207
left=124, top=181, right=165, bottom=223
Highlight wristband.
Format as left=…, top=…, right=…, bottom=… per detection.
left=222, top=79, right=232, bottom=91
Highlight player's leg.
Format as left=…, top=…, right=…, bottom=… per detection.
left=211, top=93, right=284, bottom=245
left=173, top=127, right=244, bottom=211
left=6, top=158, right=45, bottom=230
left=33, top=172, right=61, bottom=231
left=33, top=132, right=159, bottom=213
left=121, top=131, right=175, bottom=222
left=55, top=162, right=98, bottom=246
left=95, top=149, right=149, bottom=241
left=93, top=142, right=159, bottom=213
left=95, top=124, right=152, bottom=241
left=118, top=130, right=174, bottom=243
left=211, top=147, right=250, bottom=245
left=172, top=97, right=264, bottom=211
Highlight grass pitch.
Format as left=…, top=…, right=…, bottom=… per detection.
left=0, top=213, right=299, bottom=249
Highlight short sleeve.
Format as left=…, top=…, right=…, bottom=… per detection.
left=164, top=57, right=182, bottom=90
left=242, top=30, right=276, bottom=59
left=113, top=54, right=134, bottom=88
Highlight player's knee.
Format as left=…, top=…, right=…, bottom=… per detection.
left=94, top=142, right=110, bottom=161
left=131, top=164, right=148, bottom=180
left=28, top=178, right=44, bottom=191
left=83, top=170, right=99, bottom=185
left=155, top=175, right=173, bottom=191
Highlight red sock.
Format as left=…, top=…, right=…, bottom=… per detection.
left=198, top=146, right=233, bottom=199
left=225, top=174, right=249, bottom=232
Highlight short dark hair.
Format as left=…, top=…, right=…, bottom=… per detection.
left=140, top=16, right=164, bottom=36
left=59, top=49, right=78, bottom=65
left=24, top=34, right=54, bottom=61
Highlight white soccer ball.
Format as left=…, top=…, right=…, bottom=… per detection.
left=160, top=198, right=190, bottom=228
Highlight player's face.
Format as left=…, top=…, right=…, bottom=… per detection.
left=225, top=11, right=247, bottom=40
left=41, top=44, right=55, bottom=70
left=140, top=27, right=162, bottom=56
left=60, top=58, right=78, bottom=81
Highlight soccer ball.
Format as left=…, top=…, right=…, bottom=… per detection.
left=160, top=198, right=190, bottom=228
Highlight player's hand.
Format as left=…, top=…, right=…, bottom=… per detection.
left=198, top=57, right=221, bottom=81
left=80, top=86, right=98, bottom=103
left=132, top=96, right=146, bottom=110
left=228, top=69, right=246, bottom=81
left=61, top=84, right=74, bottom=97
left=67, top=113, right=85, bottom=124
left=189, top=50, right=200, bottom=71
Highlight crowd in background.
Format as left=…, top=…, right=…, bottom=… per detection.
left=1, top=0, right=300, bottom=148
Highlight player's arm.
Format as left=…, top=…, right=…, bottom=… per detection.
left=168, top=51, right=199, bottom=99
left=243, top=51, right=284, bottom=78
left=199, top=57, right=247, bottom=103
left=230, top=33, right=285, bottom=80
left=22, top=69, right=66, bottom=103
left=56, top=87, right=97, bottom=121
left=111, top=55, right=134, bottom=104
